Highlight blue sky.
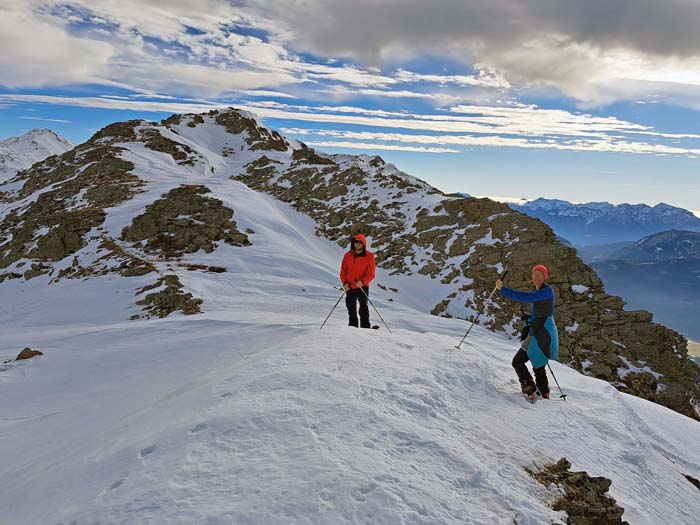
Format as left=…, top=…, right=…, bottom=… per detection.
left=1, top=1, right=699, bottom=213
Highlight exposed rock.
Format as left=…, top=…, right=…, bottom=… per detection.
left=0, top=120, right=144, bottom=274
left=161, top=114, right=183, bottom=127
left=121, top=185, right=251, bottom=258
left=133, top=274, right=203, bottom=319
left=292, top=144, right=335, bottom=165
left=51, top=236, right=156, bottom=282
left=162, top=113, right=205, bottom=129
left=527, top=458, right=629, bottom=524
left=0, top=272, right=21, bottom=283
left=140, top=128, right=198, bottom=165
left=16, top=347, right=43, bottom=360
left=214, top=109, right=288, bottom=152
left=184, top=264, right=227, bottom=273
left=685, top=473, right=700, bottom=491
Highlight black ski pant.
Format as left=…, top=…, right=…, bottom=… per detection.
left=346, top=286, right=370, bottom=328
left=512, top=338, right=549, bottom=395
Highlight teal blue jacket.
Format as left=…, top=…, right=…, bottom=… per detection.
left=499, top=284, right=559, bottom=368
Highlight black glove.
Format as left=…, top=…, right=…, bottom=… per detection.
left=519, top=314, right=531, bottom=341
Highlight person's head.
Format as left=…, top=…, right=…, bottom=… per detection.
left=531, top=264, right=548, bottom=288
left=351, top=233, right=367, bottom=254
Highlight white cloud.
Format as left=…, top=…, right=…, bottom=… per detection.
left=394, top=69, right=510, bottom=89
left=0, top=1, right=394, bottom=98
left=0, top=94, right=224, bottom=114
left=305, top=141, right=459, bottom=153
left=245, top=100, right=700, bottom=142
left=238, top=90, right=297, bottom=99
left=287, top=128, right=700, bottom=157
left=0, top=2, right=114, bottom=88
left=18, top=116, right=72, bottom=123
left=319, top=85, right=468, bottom=105
left=5, top=93, right=700, bottom=158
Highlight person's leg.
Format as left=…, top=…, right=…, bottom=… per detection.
left=346, top=290, right=359, bottom=327
left=358, top=286, right=370, bottom=328
left=512, top=340, right=535, bottom=393
left=534, top=366, right=550, bottom=397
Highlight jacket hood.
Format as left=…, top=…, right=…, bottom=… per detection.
left=352, top=233, right=369, bottom=249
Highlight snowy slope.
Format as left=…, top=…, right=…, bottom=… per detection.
left=2, top=148, right=700, bottom=524
left=0, top=128, right=72, bottom=182
left=3, top=279, right=700, bottom=523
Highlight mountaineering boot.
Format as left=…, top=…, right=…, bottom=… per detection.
left=522, top=382, right=538, bottom=403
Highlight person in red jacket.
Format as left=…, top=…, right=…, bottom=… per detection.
left=340, top=233, right=376, bottom=328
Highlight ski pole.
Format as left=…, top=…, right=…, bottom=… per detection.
left=547, top=363, right=568, bottom=400
left=320, top=290, right=345, bottom=330
left=357, top=285, right=392, bottom=333
left=455, top=266, right=508, bottom=349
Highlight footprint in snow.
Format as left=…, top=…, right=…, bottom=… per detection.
left=189, top=423, right=207, bottom=435
left=138, top=445, right=157, bottom=459
left=108, top=478, right=125, bottom=491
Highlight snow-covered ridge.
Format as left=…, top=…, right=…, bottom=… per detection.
left=0, top=128, right=73, bottom=182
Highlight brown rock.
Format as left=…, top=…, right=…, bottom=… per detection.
left=16, top=347, right=43, bottom=360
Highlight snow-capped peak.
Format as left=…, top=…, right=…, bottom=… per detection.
left=0, top=128, right=73, bottom=182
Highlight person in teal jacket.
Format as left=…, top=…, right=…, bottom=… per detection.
left=496, top=264, right=559, bottom=399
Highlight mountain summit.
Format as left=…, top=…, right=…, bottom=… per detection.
left=0, top=128, right=73, bottom=182
left=1, top=108, right=698, bottom=419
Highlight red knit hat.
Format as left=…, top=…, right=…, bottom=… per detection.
left=532, top=264, right=549, bottom=280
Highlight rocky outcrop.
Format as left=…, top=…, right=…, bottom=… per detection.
left=121, top=185, right=250, bottom=258
left=141, top=128, right=199, bottom=166
left=16, top=347, right=43, bottom=360
left=214, top=109, right=288, bottom=152
left=0, top=120, right=144, bottom=277
left=133, top=274, right=203, bottom=319
left=685, top=473, right=700, bottom=492
left=527, top=458, right=629, bottom=524
left=52, top=236, right=157, bottom=282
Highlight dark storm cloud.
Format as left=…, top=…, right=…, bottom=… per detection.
left=266, top=0, right=700, bottom=62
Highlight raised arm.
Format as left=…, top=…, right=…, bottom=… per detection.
left=499, top=286, right=553, bottom=303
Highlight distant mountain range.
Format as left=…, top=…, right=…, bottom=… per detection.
left=587, top=230, right=700, bottom=340
left=0, top=129, right=72, bottom=182
left=610, top=229, right=700, bottom=262
left=510, top=198, right=700, bottom=245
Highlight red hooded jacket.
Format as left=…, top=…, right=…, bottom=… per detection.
left=340, top=233, right=376, bottom=289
